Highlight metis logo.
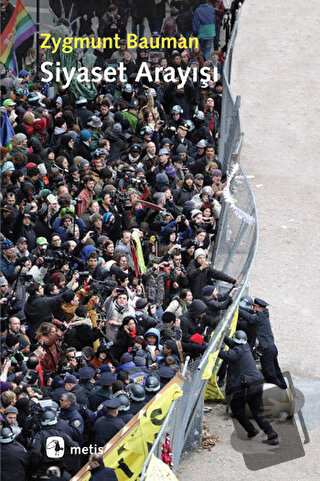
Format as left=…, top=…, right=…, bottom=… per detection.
left=46, top=436, right=65, bottom=458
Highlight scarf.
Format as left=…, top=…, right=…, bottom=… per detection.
left=68, top=315, right=92, bottom=328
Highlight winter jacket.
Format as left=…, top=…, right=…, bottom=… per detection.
left=25, top=293, right=63, bottom=339
left=187, top=258, right=236, bottom=299
left=64, top=316, right=102, bottom=350
left=144, top=268, right=168, bottom=306
left=192, top=3, right=216, bottom=39
left=203, top=288, right=233, bottom=327
left=176, top=182, right=197, bottom=206
left=38, top=331, right=62, bottom=373
left=219, top=339, right=264, bottom=395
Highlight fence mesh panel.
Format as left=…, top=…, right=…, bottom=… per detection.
left=140, top=6, right=259, bottom=479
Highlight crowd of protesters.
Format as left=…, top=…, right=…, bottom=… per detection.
left=0, top=1, right=249, bottom=480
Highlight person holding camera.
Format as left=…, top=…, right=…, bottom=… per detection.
left=187, top=248, right=239, bottom=300
left=144, top=261, right=171, bottom=319
left=24, top=282, right=64, bottom=340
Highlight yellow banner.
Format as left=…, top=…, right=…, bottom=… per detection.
left=204, top=307, right=239, bottom=401
left=73, top=382, right=183, bottom=481
left=145, top=454, right=179, bottom=481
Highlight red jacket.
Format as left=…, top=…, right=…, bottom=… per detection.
left=39, top=331, right=62, bottom=373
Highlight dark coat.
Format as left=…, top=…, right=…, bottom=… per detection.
left=180, top=310, right=215, bottom=342
left=59, top=405, right=84, bottom=444
left=187, top=258, right=236, bottom=299
left=219, top=339, right=264, bottom=395
left=89, top=464, right=118, bottom=481
left=239, top=307, right=275, bottom=350
left=94, top=414, right=125, bottom=446
left=25, top=294, right=63, bottom=339
left=203, top=288, right=233, bottom=327
left=64, top=324, right=102, bottom=351
left=89, top=386, right=112, bottom=411
left=1, top=441, right=30, bottom=481
left=73, top=140, right=92, bottom=161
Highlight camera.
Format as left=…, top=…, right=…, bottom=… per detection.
left=208, top=195, right=214, bottom=203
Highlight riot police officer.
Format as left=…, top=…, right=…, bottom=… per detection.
left=30, top=411, right=79, bottom=477
left=219, top=330, right=279, bottom=445
left=0, top=427, right=30, bottom=481
left=239, top=297, right=287, bottom=389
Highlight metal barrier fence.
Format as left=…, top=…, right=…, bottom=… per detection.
left=140, top=4, right=258, bottom=479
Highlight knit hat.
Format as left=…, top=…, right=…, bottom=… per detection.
left=136, top=298, right=148, bottom=309
left=1, top=239, right=14, bottom=250
left=1, top=161, right=15, bottom=172
left=80, top=129, right=91, bottom=141
left=113, top=123, right=122, bottom=135
left=0, top=276, right=7, bottom=286
left=190, top=333, right=204, bottom=345
left=56, top=96, right=63, bottom=104
left=184, top=173, right=194, bottom=181
left=189, top=300, right=207, bottom=316
left=4, top=406, right=18, bottom=415
left=156, top=172, right=169, bottom=185
left=176, top=144, right=187, bottom=153
left=191, top=209, right=202, bottom=218
left=202, top=285, right=216, bottom=297
left=194, top=248, right=206, bottom=260
left=5, top=333, right=20, bottom=348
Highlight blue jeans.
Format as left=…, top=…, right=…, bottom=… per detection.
left=199, top=38, right=214, bottom=61
left=156, top=305, right=163, bottom=320
left=214, top=21, right=222, bottom=50
left=132, top=18, right=145, bottom=39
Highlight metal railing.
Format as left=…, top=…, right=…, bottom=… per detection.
left=140, top=4, right=258, bottom=478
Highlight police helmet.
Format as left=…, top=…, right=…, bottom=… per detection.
left=122, top=83, right=133, bottom=94
left=239, top=295, right=253, bottom=309
left=196, top=139, right=208, bottom=149
left=0, top=427, right=16, bottom=443
left=194, top=111, right=205, bottom=121
left=140, top=126, right=153, bottom=136
left=145, top=374, right=161, bottom=393
left=129, top=383, right=146, bottom=402
left=114, top=393, right=131, bottom=412
left=232, top=330, right=248, bottom=345
left=41, top=410, right=58, bottom=426
left=184, top=119, right=195, bottom=132
left=171, top=105, right=183, bottom=115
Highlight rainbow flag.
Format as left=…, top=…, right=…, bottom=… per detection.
left=0, top=0, right=36, bottom=76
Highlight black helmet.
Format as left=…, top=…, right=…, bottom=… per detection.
left=41, top=410, right=58, bottom=426
left=193, top=110, right=205, bottom=121
left=0, top=427, right=16, bottom=443
left=129, top=383, right=146, bottom=402
left=239, top=295, right=253, bottom=308
left=232, top=330, right=248, bottom=345
left=145, top=374, right=160, bottom=393
left=114, top=393, right=131, bottom=412
left=171, top=105, right=183, bottom=115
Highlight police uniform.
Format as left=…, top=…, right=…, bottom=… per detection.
left=219, top=337, right=277, bottom=440
left=1, top=440, right=30, bottom=481
left=88, top=373, right=116, bottom=411
left=30, top=426, right=78, bottom=476
left=78, top=366, right=96, bottom=398
left=239, top=298, right=287, bottom=389
left=93, top=399, right=125, bottom=447
left=59, top=404, right=84, bottom=444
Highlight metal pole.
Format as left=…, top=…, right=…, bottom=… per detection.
left=36, top=0, right=40, bottom=70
